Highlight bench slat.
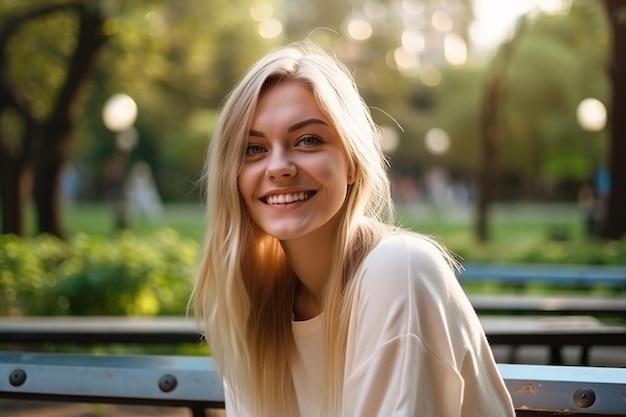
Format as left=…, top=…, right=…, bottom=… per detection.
left=460, top=263, right=626, bottom=286
left=469, top=294, right=626, bottom=317
left=1, top=316, right=625, bottom=347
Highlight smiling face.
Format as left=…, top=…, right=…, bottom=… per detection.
left=237, top=80, right=353, bottom=243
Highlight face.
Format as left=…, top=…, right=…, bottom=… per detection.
left=238, top=80, right=353, bottom=242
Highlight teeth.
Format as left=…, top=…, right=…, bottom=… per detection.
left=267, top=192, right=310, bottom=205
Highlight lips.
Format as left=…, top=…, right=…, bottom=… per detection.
left=263, top=191, right=316, bottom=205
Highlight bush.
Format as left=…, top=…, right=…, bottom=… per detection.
left=0, top=229, right=199, bottom=316
left=444, top=234, right=626, bottom=266
left=1, top=229, right=624, bottom=317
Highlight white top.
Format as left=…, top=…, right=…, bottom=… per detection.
left=227, top=233, right=516, bottom=416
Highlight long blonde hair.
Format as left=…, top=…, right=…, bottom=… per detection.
left=191, top=41, right=395, bottom=417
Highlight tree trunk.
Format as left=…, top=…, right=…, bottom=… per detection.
left=602, top=1, right=626, bottom=240
left=477, top=75, right=501, bottom=242
left=0, top=138, right=31, bottom=236
left=476, top=17, right=527, bottom=242
left=0, top=2, right=107, bottom=238
left=32, top=126, right=68, bottom=237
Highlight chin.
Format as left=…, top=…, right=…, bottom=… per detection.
left=261, top=226, right=311, bottom=241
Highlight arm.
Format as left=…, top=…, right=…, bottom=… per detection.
left=342, top=234, right=515, bottom=417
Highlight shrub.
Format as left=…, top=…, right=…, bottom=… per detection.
left=0, top=229, right=199, bottom=316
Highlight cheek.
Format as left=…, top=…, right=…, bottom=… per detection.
left=317, top=155, right=350, bottom=185
left=237, top=166, right=256, bottom=196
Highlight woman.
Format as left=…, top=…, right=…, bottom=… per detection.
left=192, top=41, right=515, bottom=417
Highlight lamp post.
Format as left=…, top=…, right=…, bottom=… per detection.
left=102, top=93, right=138, bottom=230
left=576, top=97, right=608, bottom=237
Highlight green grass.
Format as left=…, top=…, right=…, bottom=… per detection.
left=62, top=202, right=208, bottom=241
left=60, top=201, right=585, bottom=248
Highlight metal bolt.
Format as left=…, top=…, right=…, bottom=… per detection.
left=158, top=374, right=177, bottom=392
left=573, top=387, right=596, bottom=408
left=9, top=369, right=26, bottom=387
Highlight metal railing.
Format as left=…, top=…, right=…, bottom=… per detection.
left=1, top=352, right=625, bottom=416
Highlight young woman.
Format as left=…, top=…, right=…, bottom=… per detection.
left=192, top=41, right=515, bottom=417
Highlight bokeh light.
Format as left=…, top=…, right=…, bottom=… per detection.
left=394, top=47, right=419, bottom=73
left=250, top=2, right=273, bottom=21
left=258, top=18, right=283, bottom=38
left=425, top=128, right=450, bottom=155
left=102, top=94, right=138, bottom=133
left=444, top=33, right=467, bottom=65
left=346, top=19, right=373, bottom=41
left=432, top=11, right=453, bottom=32
left=419, top=65, right=442, bottom=86
left=577, top=98, right=607, bottom=132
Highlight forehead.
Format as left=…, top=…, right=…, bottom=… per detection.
left=252, top=80, right=329, bottom=127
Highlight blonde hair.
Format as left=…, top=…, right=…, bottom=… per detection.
left=192, top=41, right=396, bottom=417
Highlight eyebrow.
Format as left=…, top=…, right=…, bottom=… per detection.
left=249, top=118, right=329, bottom=137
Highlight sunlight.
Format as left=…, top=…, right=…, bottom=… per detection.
left=470, top=0, right=569, bottom=56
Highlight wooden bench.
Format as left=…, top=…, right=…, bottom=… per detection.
left=0, top=316, right=624, bottom=365
left=1, top=352, right=625, bottom=416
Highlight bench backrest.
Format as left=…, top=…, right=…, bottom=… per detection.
left=459, top=263, right=626, bottom=287
left=1, top=352, right=625, bottom=415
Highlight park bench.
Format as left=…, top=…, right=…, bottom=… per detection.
left=468, top=293, right=626, bottom=318
left=0, top=315, right=624, bottom=366
left=459, top=263, right=626, bottom=363
left=1, top=351, right=625, bottom=417
left=459, top=263, right=626, bottom=291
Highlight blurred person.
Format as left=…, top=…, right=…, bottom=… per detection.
left=60, top=162, right=79, bottom=207
left=191, top=41, right=515, bottom=417
left=128, top=160, right=163, bottom=220
left=424, top=167, right=450, bottom=208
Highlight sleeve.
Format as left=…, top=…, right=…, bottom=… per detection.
left=341, top=234, right=515, bottom=417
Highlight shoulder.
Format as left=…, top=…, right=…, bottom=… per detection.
left=361, top=232, right=455, bottom=279
left=354, top=232, right=458, bottom=304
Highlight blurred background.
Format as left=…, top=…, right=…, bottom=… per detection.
left=0, top=0, right=625, bottom=318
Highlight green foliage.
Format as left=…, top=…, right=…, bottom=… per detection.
left=0, top=229, right=199, bottom=316
left=446, top=233, right=626, bottom=266
left=2, top=214, right=625, bottom=317
left=73, top=0, right=279, bottom=201
left=1, top=0, right=80, bottom=119
left=499, top=2, right=611, bottom=181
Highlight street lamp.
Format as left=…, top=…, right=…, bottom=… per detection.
left=576, top=97, right=608, bottom=237
left=102, top=93, right=138, bottom=230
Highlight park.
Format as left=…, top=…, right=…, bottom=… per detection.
left=1, top=0, right=626, bottom=416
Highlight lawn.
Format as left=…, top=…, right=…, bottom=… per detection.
left=60, top=200, right=585, bottom=248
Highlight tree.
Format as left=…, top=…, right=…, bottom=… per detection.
left=1, top=0, right=271, bottom=236
left=476, top=17, right=529, bottom=242
left=601, top=0, right=626, bottom=240
left=0, top=1, right=107, bottom=237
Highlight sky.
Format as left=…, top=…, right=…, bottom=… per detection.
left=470, top=0, right=564, bottom=54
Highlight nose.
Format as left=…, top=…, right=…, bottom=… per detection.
left=266, top=148, right=296, bottom=179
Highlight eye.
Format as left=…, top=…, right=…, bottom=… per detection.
left=297, top=135, right=322, bottom=147
left=245, top=144, right=266, bottom=155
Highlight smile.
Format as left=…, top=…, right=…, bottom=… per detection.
left=263, top=191, right=315, bottom=205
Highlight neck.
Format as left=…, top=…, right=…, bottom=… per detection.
left=282, top=218, right=340, bottom=318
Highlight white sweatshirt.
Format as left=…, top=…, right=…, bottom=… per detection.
left=227, top=233, right=516, bottom=417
